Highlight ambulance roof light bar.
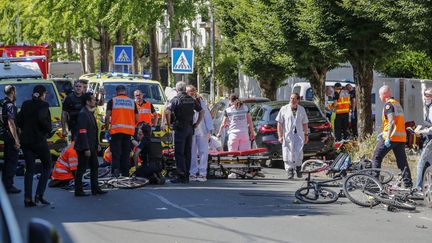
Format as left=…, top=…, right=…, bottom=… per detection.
left=0, top=55, right=46, bottom=63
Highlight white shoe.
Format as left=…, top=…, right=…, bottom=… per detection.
left=228, top=173, right=238, bottom=179
left=196, top=176, right=207, bottom=182
left=189, top=175, right=198, bottom=181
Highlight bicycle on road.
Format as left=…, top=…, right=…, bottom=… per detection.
left=295, top=153, right=393, bottom=204
left=343, top=167, right=419, bottom=210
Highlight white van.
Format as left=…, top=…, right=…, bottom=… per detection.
left=292, top=81, right=356, bottom=101
left=49, top=61, right=83, bottom=79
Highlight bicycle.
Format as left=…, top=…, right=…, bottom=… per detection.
left=77, top=166, right=149, bottom=189
left=294, top=153, right=393, bottom=204
left=343, top=168, right=417, bottom=210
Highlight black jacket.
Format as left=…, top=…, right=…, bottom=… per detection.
left=74, top=107, right=98, bottom=151
left=17, top=99, right=51, bottom=146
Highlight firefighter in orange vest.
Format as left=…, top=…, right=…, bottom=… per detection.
left=372, top=85, right=413, bottom=187
left=105, top=85, right=138, bottom=176
left=134, top=89, right=158, bottom=126
left=333, top=83, right=351, bottom=141
left=49, top=141, right=78, bottom=187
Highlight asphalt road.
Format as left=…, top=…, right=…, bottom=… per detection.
left=8, top=167, right=432, bottom=243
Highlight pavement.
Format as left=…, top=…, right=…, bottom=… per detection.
left=7, top=167, right=432, bottom=243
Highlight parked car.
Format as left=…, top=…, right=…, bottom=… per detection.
left=210, top=97, right=270, bottom=150
left=421, top=162, right=432, bottom=207
left=250, top=100, right=335, bottom=167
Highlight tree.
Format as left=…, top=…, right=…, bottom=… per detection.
left=275, top=0, right=343, bottom=105
left=216, top=0, right=292, bottom=100
left=377, top=50, right=432, bottom=79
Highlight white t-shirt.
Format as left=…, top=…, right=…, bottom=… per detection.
left=224, top=104, right=249, bottom=134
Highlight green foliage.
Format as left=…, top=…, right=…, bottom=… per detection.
left=377, top=51, right=432, bottom=79
left=215, top=0, right=292, bottom=99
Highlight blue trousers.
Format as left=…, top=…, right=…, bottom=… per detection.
left=372, top=140, right=412, bottom=185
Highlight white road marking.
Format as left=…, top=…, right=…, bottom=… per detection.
left=147, top=192, right=201, bottom=218
left=420, top=216, right=432, bottom=222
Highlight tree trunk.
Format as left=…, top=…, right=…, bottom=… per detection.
left=79, top=38, right=86, bottom=73
left=167, top=0, right=183, bottom=82
left=257, top=79, right=277, bottom=100
left=351, top=58, right=374, bottom=140
left=150, top=26, right=161, bottom=81
left=100, top=26, right=111, bottom=72
left=132, top=38, right=139, bottom=74
left=66, top=33, right=73, bottom=60
left=86, top=38, right=95, bottom=73
left=309, top=65, right=328, bottom=106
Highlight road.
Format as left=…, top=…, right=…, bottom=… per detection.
left=9, top=167, right=432, bottom=243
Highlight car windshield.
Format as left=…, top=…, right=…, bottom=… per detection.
left=103, top=82, right=165, bottom=105
left=0, top=83, right=60, bottom=108
left=269, top=105, right=324, bottom=122
left=53, top=80, right=73, bottom=94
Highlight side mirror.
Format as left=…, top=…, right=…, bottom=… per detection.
left=28, top=218, right=60, bottom=243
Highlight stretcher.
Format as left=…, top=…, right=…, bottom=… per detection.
left=207, top=148, right=268, bottom=179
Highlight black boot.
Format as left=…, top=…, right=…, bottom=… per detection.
left=34, top=195, right=51, bottom=205
left=24, top=198, right=37, bottom=207
left=92, top=188, right=107, bottom=195
left=75, top=190, right=90, bottom=197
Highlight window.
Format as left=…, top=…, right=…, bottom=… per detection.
left=255, top=108, right=264, bottom=121
left=103, top=82, right=166, bottom=105
left=304, top=105, right=324, bottom=120
left=306, top=88, right=314, bottom=101
left=269, top=109, right=280, bottom=122
left=292, top=86, right=301, bottom=94
left=0, top=83, right=60, bottom=108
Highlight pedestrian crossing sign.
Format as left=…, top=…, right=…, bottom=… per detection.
left=171, top=48, right=194, bottom=74
left=114, top=45, right=133, bottom=65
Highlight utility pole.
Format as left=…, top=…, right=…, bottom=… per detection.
left=209, top=2, right=215, bottom=104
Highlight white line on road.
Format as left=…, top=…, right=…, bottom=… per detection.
left=147, top=192, right=201, bottom=218
left=420, top=216, right=432, bottom=222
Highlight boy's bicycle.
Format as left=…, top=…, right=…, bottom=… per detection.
left=343, top=167, right=418, bottom=210
left=294, top=153, right=393, bottom=204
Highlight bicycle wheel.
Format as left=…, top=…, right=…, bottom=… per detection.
left=110, top=177, right=149, bottom=189
left=83, top=167, right=111, bottom=180
left=300, top=159, right=329, bottom=173
left=343, top=173, right=383, bottom=207
left=356, top=169, right=394, bottom=184
left=295, top=186, right=338, bottom=204
left=371, top=192, right=417, bottom=211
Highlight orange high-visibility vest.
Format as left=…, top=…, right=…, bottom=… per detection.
left=110, top=95, right=136, bottom=135
left=51, top=142, right=78, bottom=180
left=136, top=101, right=153, bottom=125
left=382, top=98, right=406, bottom=142
left=336, top=91, right=351, bottom=114
left=103, top=147, right=112, bottom=163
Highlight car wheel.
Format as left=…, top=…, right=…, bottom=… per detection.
left=423, top=166, right=432, bottom=208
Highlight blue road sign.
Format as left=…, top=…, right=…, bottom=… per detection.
left=171, top=48, right=194, bottom=74
left=114, top=45, right=133, bottom=65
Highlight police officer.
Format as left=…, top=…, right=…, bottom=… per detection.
left=105, top=85, right=138, bottom=176
left=1, top=85, right=21, bottom=194
left=372, top=85, right=413, bottom=187
left=134, top=89, right=158, bottom=126
left=333, top=83, right=350, bottom=141
left=165, top=82, right=204, bottom=183
left=62, top=80, right=84, bottom=140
